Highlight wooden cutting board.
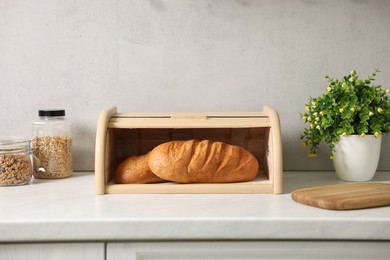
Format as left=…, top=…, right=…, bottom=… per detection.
left=291, top=183, right=390, bottom=210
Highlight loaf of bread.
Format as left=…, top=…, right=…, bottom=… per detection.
left=148, top=140, right=259, bottom=183
left=115, top=153, right=166, bottom=184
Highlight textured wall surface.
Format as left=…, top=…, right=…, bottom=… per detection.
left=1, top=0, right=389, bottom=171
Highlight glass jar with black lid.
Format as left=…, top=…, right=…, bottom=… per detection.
left=32, top=109, right=73, bottom=179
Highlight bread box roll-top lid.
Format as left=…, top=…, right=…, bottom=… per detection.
left=109, top=112, right=272, bottom=128
left=95, top=106, right=283, bottom=195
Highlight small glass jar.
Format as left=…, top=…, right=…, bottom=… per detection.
left=0, top=137, right=33, bottom=186
left=32, top=109, right=73, bottom=179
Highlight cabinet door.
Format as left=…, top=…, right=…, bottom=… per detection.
left=107, top=241, right=390, bottom=260
left=0, top=242, right=104, bottom=260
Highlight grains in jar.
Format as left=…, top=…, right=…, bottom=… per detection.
left=32, top=136, right=72, bottom=178
left=0, top=137, right=33, bottom=186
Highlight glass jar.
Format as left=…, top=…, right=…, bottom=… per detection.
left=32, top=109, right=73, bottom=179
left=0, top=137, right=33, bottom=186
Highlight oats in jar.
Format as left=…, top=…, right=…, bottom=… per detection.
left=32, top=136, right=73, bottom=179
left=0, top=137, right=33, bottom=186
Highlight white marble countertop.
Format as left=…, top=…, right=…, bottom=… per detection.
left=1, top=171, right=390, bottom=242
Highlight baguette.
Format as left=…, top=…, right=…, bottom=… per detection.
left=148, top=140, right=259, bottom=183
left=115, top=153, right=166, bottom=184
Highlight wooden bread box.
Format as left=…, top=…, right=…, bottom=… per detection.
left=95, top=106, right=283, bottom=194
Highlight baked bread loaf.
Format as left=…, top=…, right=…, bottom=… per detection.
left=148, top=140, right=259, bottom=183
left=115, top=153, right=165, bottom=184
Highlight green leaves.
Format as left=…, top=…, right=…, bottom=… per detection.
left=359, top=107, right=370, bottom=122
left=300, top=68, right=389, bottom=158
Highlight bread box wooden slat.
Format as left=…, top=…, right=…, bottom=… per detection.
left=95, top=106, right=283, bottom=194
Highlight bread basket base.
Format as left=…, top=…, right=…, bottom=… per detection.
left=105, top=173, right=273, bottom=194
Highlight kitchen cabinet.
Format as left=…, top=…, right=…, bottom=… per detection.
left=0, top=243, right=104, bottom=260
left=0, top=241, right=390, bottom=260
left=106, top=241, right=390, bottom=260
left=1, top=241, right=389, bottom=260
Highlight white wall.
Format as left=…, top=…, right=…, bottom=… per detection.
left=1, top=0, right=389, bottom=171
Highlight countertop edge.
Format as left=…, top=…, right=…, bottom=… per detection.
left=2, top=218, right=390, bottom=242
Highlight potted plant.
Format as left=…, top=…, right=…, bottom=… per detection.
left=300, top=69, right=390, bottom=181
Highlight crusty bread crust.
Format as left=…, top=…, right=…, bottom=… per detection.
left=148, top=140, right=259, bottom=183
left=115, top=153, right=165, bottom=184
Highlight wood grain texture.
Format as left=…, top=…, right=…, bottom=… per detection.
left=291, top=183, right=390, bottom=210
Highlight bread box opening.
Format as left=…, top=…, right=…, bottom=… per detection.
left=95, top=106, right=283, bottom=194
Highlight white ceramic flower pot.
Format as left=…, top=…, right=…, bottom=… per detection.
left=333, top=135, right=382, bottom=181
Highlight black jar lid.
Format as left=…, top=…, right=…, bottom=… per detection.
left=39, top=109, right=65, bottom=117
